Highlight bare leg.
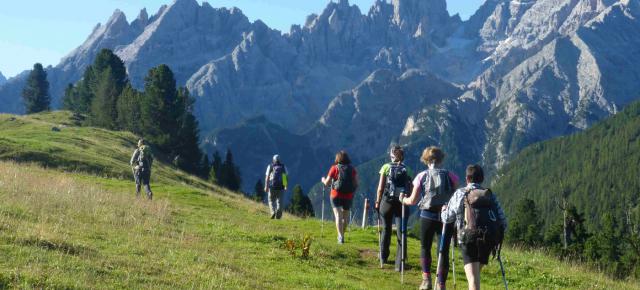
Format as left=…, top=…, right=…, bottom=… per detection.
left=342, top=209, right=350, bottom=236
left=463, top=262, right=481, bottom=290
left=333, top=208, right=343, bottom=238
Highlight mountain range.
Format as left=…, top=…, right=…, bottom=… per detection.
left=1, top=0, right=639, bottom=199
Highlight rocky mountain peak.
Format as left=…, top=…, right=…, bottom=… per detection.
left=390, top=0, right=456, bottom=41
left=0, top=71, right=6, bottom=85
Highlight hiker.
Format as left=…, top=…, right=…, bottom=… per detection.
left=441, top=165, right=507, bottom=290
left=264, top=154, right=288, bottom=219
left=400, top=146, right=459, bottom=290
left=321, top=150, right=358, bottom=244
left=130, top=139, right=154, bottom=200
left=375, top=145, right=413, bottom=270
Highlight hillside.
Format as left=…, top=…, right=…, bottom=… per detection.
left=0, top=111, right=638, bottom=289
left=493, top=100, right=640, bottom=231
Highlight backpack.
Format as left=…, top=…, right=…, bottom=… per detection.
left=417, top=169, right=454, bottom=211
left=384, top=163, right=410, bottom=201
left=137, top=146, right=153, bottom=171
left=269, top=163, right=286, bottom=190
left=458, top=188, right=503, bottom=247
left=332, top=164, right=356, bottom=194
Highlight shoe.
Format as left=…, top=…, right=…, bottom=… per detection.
left=338, top=236, right=344, bottom=244
left=435, top=284, right=446, bottom=290
left=419, top=276, right=432, bottom=290
left=270, top=213, right=276, bottom=219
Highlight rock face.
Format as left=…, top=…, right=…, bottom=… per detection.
left=0, top=72, right=6, bottom=85
left=0, top=0, right=639, bottom=194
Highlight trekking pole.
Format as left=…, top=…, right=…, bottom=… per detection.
left=497, top=244, right=509, bottom=290
left=321, top=185, right=325, bottom=238
left=400, top=203, right=406, bottom=284
left=376, top=209, right=383, bottom=268
left=451, top=237, right=456, bottom=290
left=436, top=222, right=448, bottom=288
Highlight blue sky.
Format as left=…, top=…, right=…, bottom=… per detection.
left=0, top=0, right=483, bottom=78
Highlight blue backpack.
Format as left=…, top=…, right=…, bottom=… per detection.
left=269, top=163, right=286, bottom=190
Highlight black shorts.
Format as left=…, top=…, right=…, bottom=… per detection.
left=330, top=197, right=353, bottom=210
left=461, top=242, right=492, bottom=265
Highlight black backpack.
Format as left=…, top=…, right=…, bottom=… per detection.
left=458, top=188, right=503, bottom=247
left=269, top=163, right=286, bottom=190
left=418, top=169, right=454, bottom=211
left=333, top=164, right=356, bottom=194
left=384, top=163, right=410, bottom=201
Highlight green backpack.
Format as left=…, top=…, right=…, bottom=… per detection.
left=137, top=145, right=153, bottom=171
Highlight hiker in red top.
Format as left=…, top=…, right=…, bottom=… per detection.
left=321, top=150, right=358, bottom=244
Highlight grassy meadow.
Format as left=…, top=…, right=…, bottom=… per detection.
left=0, top=111, right=638, bottom=289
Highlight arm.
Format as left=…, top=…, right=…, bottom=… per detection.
left=375, top=174, right=385, bottom=210
left=402, top=180, right=421, bottom=206
left=321, top=174, right=332, bottom=187
left=492, top=193, right=508, bottom=230
left=130, top=149, right=139, bottom=167
left=264, top=165, right=271, bottom=192
left=441, top=191, right=462, bottom=224
left=321, top=166, right=333, bottom=187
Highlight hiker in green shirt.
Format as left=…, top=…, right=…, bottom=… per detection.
left=375, top=145, right=413, bottom=270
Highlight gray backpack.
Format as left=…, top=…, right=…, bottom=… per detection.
left=417, top=169, right=455, bottom=211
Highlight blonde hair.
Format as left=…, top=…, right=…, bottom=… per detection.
left=421, top=146, right=445, bottom=165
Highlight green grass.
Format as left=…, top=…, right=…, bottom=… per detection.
left=0, top=111, right=638, bottom=289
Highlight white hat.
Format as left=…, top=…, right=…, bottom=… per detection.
left=273, top=154, right=280, bottom=163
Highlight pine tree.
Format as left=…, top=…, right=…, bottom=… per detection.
left=116, top=84, right=143, bottom=134
left=140, top=64, right=179, bottom=153
left=210, top=151, right=222, bottom=184
left=63, top=83, right=78, bottom=112
left=220, top=149, right=241, bottom=191
left=173, top=87, right=202, bottom=173
left=199, top=154, right=211, bottom=179
left=22, top=63, right=50, bottom=114
left=507, top=198, right=543, bottom=247
left=287, top=185, right=314, bottom=218
left=88, top=49, right=128, bottom=129
left=254, top=179, right=265, bottom=203
left=90, top=67, right=120, bottom=129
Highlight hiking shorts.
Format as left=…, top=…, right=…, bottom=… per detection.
left=330, top=197, right=353, bottom=210
left=460, top=242, right=492, bottom=265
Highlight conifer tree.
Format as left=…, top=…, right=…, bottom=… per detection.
left=507, top=198, right=543, bottom=247
left=22, top=63, right=50, bottom=114
left=140, top=64, right=179, bottom=153
left=287, top=185, right=314, bottom=218
left=173, top=87, right=202, bottom=173
left=210, top=150, right=222, bottom=184
left=220, top=149, right=241, bottom=191
left=116, top=84, right=143, bottom=133
left=254, top=179, right=265, bottom=203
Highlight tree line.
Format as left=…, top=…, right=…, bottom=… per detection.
left=496, top=100, right=640, bottom=280
left=20, top=52, right=313, bottom=216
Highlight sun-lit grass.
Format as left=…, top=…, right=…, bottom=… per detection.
left=0, top=111, right=638, bottom=289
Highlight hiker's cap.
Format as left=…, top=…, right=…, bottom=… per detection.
left=138, top=139, right=145, bottom=147
left=273, top=154, right=280, bottom=163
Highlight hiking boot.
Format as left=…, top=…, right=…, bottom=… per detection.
left=338, top=236, right=345, bottom=244
left=435, top=284, right=446, bottom=290
left=419, top=276, right=432, bottom=290
left=270, top=213, right=276, bottom=219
